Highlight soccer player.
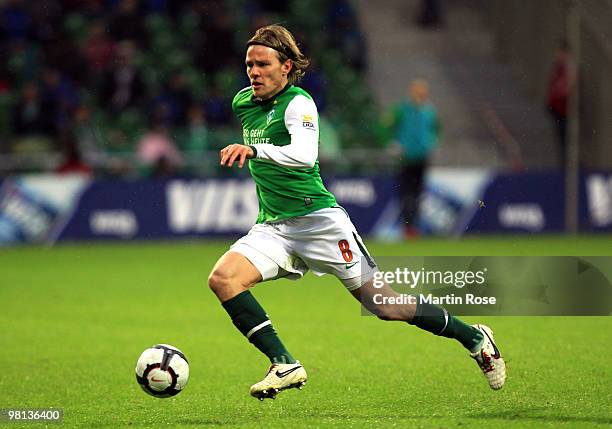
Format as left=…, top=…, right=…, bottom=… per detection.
left=209, top=25, right=506, bottom=400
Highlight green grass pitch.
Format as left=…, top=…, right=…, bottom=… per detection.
left=1, top=236, right=611, bottom=428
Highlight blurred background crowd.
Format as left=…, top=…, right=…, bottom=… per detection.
left=0, top=0, right=378, bottom=177
left=1, top=0, right=611, bottom=180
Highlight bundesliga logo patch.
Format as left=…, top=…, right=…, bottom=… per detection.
left=302, top=114, right=315, bottom=130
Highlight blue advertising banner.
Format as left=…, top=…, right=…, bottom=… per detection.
left=418, top=168, right=493, bottom=235
left=55, top=177, right=401, bottom=240
left=463, top=172, right=566, bottom=233
left=0, top=170, right=609, bottom=246
left=462, top=172, right=612, bottom=234
left=0, top=175, right=88, bottom=245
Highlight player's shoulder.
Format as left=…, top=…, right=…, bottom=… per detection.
left=235, top=86, right=253, bottom=97
left=283, top=86, right=317, bottom=113
left=232, top=86, right=253, bottom=111
left=285, top=85, right=314, bottom=103
left=283, top=87, right=318, bottom=129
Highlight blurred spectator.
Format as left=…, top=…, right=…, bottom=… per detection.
left=73, top=104, right=104, bottom=164
left=56, top=131, right=93, bottom=175
left=82, top=21, right=116, bottom=77
left=29, top=0, right=63, bottom=44
left=0, top=0, right=32, bottom=42
left=301, top=58, right=327, bottom=112
left=137, top=123, right=183, bottom=176
left=193, top=3, right=237, bottom=72
left=151, top=72, right=193, bottom=127
left=203, top=86, right=231, bottom=125
left=144, top=0, right=166, bottom=14
left=143, top=0, right=182, bottom=18
left=5, top=40, right=39, bottom=85
left=68, top=0, right=106, bottom=20
left=100, top=41, right=145, bottom=114
left=39, top=68, right=80, bottom=135
left=546, top=40, right=574, bottom=167
left=12, top=81, right=53, bottom=135
left=318, top=116, right=341, bottom=176
left=150, top=100, right=173, bottom=127
left=0, top=71, right=9, bottom=93
left=386, top=79, right=440, bottom=237
left=327, top=0, right=366, bottom=71
left=177, top=103, right=208, bottom=153
left=107, top=0, right=146, bottom=48
left=43, top=30, right=87, bottom=85
left=104, top=128, right=133, bottom=162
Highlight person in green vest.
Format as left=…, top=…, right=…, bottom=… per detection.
left=388, top=79, right=440, bottom=238
left=208, top=25, right=506, bottom=401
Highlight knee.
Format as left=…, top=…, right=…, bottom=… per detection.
left=208, top=264, right=256, bottom=297
left=208, top=267, right=232, bottom=294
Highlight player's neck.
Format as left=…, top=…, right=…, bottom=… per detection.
left=254, top=82, right=291, bottom=104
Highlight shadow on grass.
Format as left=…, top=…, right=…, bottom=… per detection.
left=113, top=406, right=612, bottom=427
left=468, top=409, right=612, bottom=425
left=94, top=410, right=611, bottom=427
left=174, top=415, right=612, bottom=426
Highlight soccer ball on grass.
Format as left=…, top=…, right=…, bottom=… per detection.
left=135, top=344, right=189, bottom=398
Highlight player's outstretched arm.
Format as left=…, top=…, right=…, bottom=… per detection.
left=220, top=144, right=255, bottom=168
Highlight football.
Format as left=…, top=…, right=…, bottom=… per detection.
left=135, top=344, right=190, bottom=398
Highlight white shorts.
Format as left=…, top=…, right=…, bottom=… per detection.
left=230, top=207, right=377, bottom=291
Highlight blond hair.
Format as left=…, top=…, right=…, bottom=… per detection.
left=246, top=25, right=309, bottom=84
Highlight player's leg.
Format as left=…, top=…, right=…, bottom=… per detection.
left=295, top=208, right=505, bottom=389
left=209, top=226, right=307, bottom=399
left=400, top=163, right=422, bottom=236
left=208, top=251, right=260, bottom=301
left=349, top=276, right=506, bottom=389
left=209, top=250, right=296, bottom=365
left=351, top=279, right=483, bottom=351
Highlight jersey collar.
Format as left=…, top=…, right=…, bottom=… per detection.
left=252, top=83, right=292, bottom=105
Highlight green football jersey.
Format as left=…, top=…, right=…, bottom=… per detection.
left=232, top=84, right=337, bottom=223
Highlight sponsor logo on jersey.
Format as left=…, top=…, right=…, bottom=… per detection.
left=302, top=114, right=315, bottom=130
left=266, top=109, right=275, bottom=125
left=243, top=128, right=270, bottom=144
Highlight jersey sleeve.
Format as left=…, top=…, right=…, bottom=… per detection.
left=250, top=95, right=319, bottom=168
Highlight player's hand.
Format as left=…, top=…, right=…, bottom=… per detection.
left=219, top=144, right=255, bottom=168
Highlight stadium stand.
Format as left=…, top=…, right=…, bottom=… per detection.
left=0, top=0, right=383, bottom=176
